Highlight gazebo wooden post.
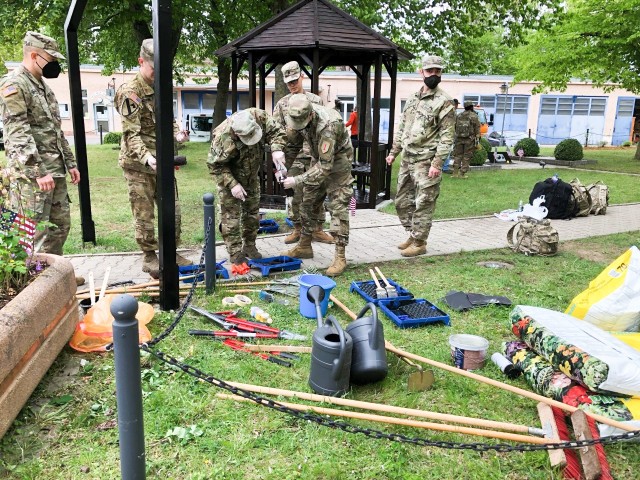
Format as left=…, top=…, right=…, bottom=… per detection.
left=369, top=54, right=382, bottom=208
left=259, top=61, right=266, bottom=109
left=312, top=48, right=320, bottom=94
left=385, top=56, right=397, bottom=200
left=248, top=52, right=256, bottom=108
left=231, top=55, right=239, bottom=113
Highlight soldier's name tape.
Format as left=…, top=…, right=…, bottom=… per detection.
left=222, top=294, right=252, bottom=307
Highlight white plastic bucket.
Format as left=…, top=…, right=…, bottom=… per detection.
left=449, top=334, right=489, bottom=371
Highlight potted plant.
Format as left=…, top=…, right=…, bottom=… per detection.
left=0, top=207, right=79, bottom=439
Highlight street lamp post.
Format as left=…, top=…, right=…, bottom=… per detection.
left=499, top=82, right=509, bottom=147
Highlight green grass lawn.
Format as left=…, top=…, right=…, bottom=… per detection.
left=2, top=233, right=640, bottom=479
left=538, top=145, right=640, bottom=174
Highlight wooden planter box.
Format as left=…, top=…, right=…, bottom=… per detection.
left=0, top=254, right=79, bottom=439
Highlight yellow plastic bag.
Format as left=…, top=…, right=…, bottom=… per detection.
left=69, top=295, right=155, bottom=352
left=566, top=246, right=640, bottom=331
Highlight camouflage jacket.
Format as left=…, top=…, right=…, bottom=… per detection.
left=454, top=109, right=481, bottom=141
left=389, top=86, right=455, bottom=169
left=0, top=65, right=76, bottom=179
left=115, top=72, right=179, bottom=173
left=285, top=105, right=353, bottom=186
left=273, top=91, right=323, bottom=162
left=207, top=108, right=287, bottom=190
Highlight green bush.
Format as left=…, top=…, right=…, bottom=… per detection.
left=554, top=138, right=584, bottom=161
left=470, top=143, right=488, bottom=166
left=479, top=136, right=491, bottom=153
left=513, top=137, right=540, bottom=157
left=103, top=132, right=122, bottom=144
left=621, top=141, right=632, bottom=147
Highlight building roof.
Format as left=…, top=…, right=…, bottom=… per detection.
left=215, top=0, right=412, bottom=63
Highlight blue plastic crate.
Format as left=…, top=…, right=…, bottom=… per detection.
left=248, top=256, right=302, bottom=276
left=258, top=219, right=279, bottom=234
left=179, top=260, right=229, bottom=282
left=350, top=278, right=413, bottom=304
left=377, top=297, right=450, bottom=328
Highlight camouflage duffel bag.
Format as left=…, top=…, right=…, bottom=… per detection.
left=507, top=216, right=559, bottom=256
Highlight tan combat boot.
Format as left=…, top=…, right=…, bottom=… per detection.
left=176, top=252, right=192, bottom=266
left=142, top=251, right=160, bottom=279
left=284, top=234, right=313, bottom=259
left=326, top=244, right=347, bottom=277
left=401, top=240, right=427, bottom=257
left=452, top=166, right=460, bottom=178
left=284, top=226, right=302, bottom=244
left=312, top=227, right=335, bottom=244
left=459, top=172, right=469, bottom=179
left=397, top=236, right=414, bottom=250
left=243, top=243, right=263, bottom=259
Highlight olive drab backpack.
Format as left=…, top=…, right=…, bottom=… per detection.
left=455, top=113, right=473, bottom=138
left=586, top=181, right=609, bottom=215
left=507, top=216, right=559, bottom=256
left=569, top=178, right=593, bottom=217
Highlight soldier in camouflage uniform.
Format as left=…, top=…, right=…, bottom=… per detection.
left=0, top=32, right=80, bottom=257
left=451, top=101, right=481, bottom=178
left=273, top=61, right=333, bottom=245
left=115, top=39, right=189, bottom=278
left=207, top=108, right=287, bottom=264
left=386, top=55, right=455, bottom=257
left=281, top=94, right=354, bottom=277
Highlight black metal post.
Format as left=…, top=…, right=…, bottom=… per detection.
left=99, top=124, right=103, bottom=144
left=111, top=294, right=145, bottom=480
left=585, top=129, right=589, bottom=147
left=152, top=0, right=179, bottom=310
left=64, top=0, right=96, bottom=245
left=203, top=193, right=216, bottom=294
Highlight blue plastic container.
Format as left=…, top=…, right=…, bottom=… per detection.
left=299, top=274, right=336, bottom=319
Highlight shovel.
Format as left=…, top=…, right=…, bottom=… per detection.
left=374, top=266, right=397, bottom=297
left=329, top=293, right=434, bottom=391
left=369, top=269, right=387, bottom=299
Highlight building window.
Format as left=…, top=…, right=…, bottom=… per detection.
left=59, top=103, right=70, bottom=118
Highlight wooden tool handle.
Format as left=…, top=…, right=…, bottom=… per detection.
left=369, top=269, right=383, bottom=288
left=374, top=266, right=389, bottom=285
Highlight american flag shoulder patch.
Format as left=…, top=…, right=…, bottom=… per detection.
left=1, top=206, right=37, bottom=250
left=2, top=85, right=18, bottom=97
left=128, top=92, right=142, bottom=104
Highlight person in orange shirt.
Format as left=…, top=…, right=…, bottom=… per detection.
left=345, top=106, right=358, bottom=148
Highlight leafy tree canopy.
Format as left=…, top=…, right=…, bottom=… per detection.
left=512, top=0, right=640, bottom=93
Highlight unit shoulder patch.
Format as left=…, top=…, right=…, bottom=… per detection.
left=119, top=92, right=142, bottom=117
left=320, top=139, right=332, bottom=154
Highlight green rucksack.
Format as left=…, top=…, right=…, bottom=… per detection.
left=455, top=113, right=472, bottom=138
left=507, top=216, right=559, bottom=256
left=586, top=181, right=609, bottom=215
left=569, top=178, right=593, bottom=217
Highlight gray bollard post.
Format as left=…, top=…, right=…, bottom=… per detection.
left=203, top=193, right=216, bottom=293
left=111, top=294, right=146, bottom=480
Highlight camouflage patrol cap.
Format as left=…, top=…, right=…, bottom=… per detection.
left=23, top=31, right=65, bottom=60
left=282, top=61, right=301, bottom=84
left=230, top=110, right=263, bottom=146
left=421, top=54, right=444, bottom=70
left=463, top=101, right=474, bottom=108
left=139, top=39, right=154, bottom=68
left=285, top=94, right=313, bottom=130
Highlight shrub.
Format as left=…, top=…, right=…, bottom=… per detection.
left=621, top=141, right=632, bottom=147
left=554, top=138, right=584, bottom=161
left=470, top=144, right=489, bottom=166
left=513, top=137, right=540, bottom=157
left=103, top=132, right=122, bottom=144
left=479, top=136, right=491, bottom=153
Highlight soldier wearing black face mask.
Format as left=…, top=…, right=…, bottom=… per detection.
left=385, top=54, right=455, bottom=258
left=0, top=32, right=82, bottom=282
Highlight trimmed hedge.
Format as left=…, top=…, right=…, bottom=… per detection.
left=470, top=138, right=490, bottom=166
left=554, top=138, right=583, bottom=161
left=513, top=137, right=540, bottom=157
left=103, top=132, right=122, bottom=145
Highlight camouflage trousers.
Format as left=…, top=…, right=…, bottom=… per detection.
left=9, top=176, right=70, bottom=255
left=452, top=139, right=476, bottom=174
left=395, top=159, right=441, bottom=241
left=300, top=171, right=352, bottom=246
left=122, top=168, right=181, bottom=252
left=286, top=156, right=326, bottom=227
left=216, top=181, right=260, bottom=259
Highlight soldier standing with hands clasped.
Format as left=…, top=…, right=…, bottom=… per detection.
left=385, top=54, right=455, bottom=257
left=0, top=32, right=83, bottom=284
left=207, top=108, right=287, bottom=266
left=115, top=39, right=190, bottom=279
left=451, top=100, right=481, bottom=178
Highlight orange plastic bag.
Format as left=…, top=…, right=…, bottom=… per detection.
left=69, top=295, right=155, bottom=352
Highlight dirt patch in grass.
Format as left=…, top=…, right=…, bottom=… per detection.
left=561, top=240, right=614, bottom=264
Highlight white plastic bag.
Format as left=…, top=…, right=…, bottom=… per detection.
left=521, top=195, right=548, bottom=221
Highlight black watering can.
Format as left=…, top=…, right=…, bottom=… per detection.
left=307, top=285, right=353, bottom=396
left=346, top=303, right=388, bottom=384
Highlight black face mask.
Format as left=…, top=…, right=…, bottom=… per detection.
left=37, top=55, right=62, bottom=79
left=423, top=75, right=441, bottom=89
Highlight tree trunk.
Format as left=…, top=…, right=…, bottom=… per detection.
left=213, top=58, right=231, bottom=128
left=635, top=141, right=640, bottom=160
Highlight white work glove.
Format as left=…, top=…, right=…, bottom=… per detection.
left=282, top=176, right=296, bottom=189
left=272, top=150, right=285, bottom=168
left=146, top=156, right=157, bottom=171
left=176, top=131, right=189, bottom=143
left=231, top=184, right=247, bottom=201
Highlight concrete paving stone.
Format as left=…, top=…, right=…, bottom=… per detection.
left=67, top=203, right=640, bottom=290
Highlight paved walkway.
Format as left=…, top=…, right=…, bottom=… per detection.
left=68, top=200, right=640, bottom=288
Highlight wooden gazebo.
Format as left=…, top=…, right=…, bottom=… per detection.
left=215, top=0, right=413, bottom=209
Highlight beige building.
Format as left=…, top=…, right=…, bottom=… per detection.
left=4, top=62, right=639, bottom=146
